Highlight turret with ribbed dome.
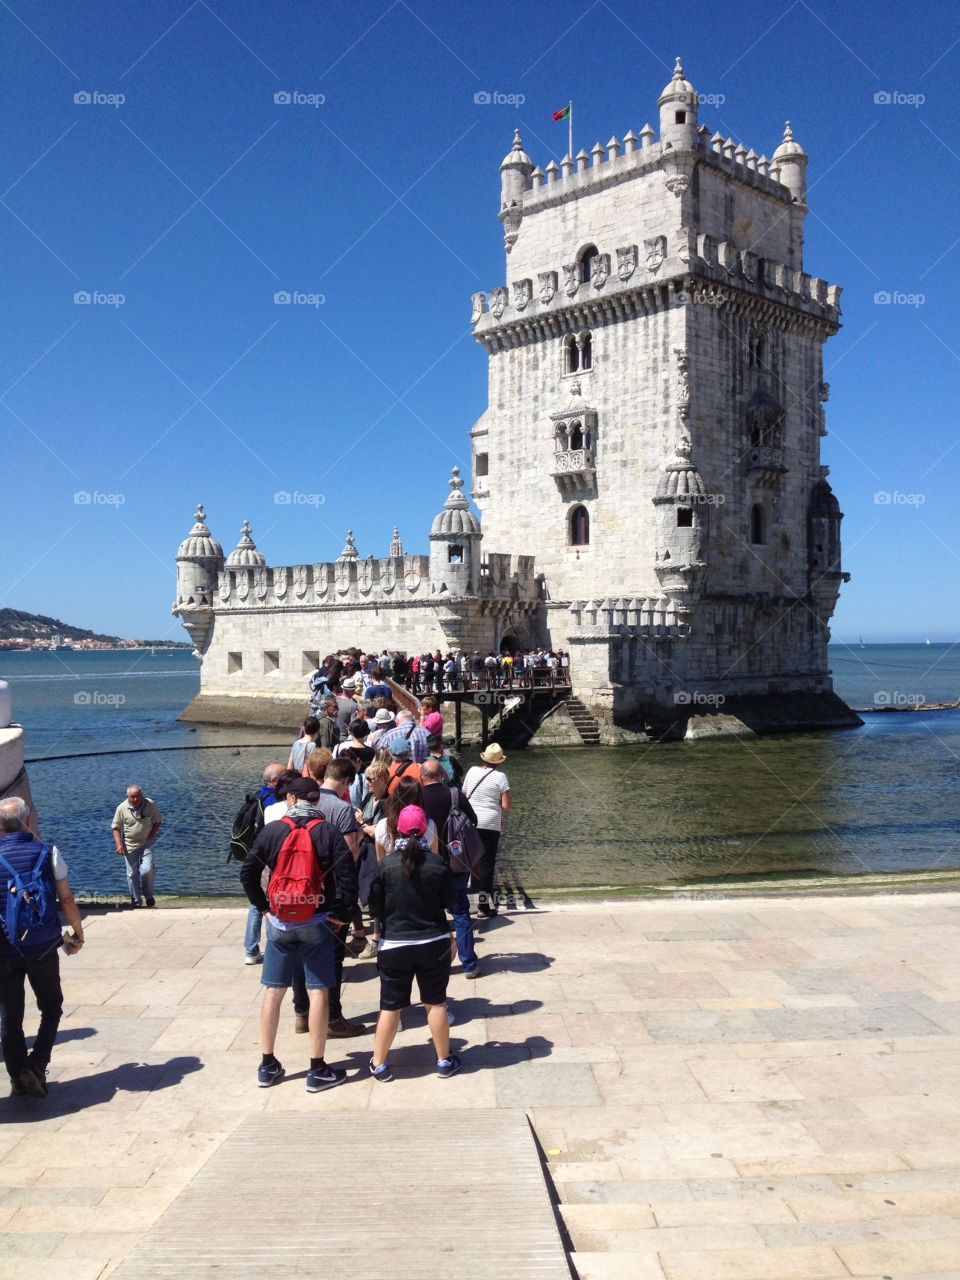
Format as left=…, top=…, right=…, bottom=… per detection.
left=658, top=56, right=698, bottom=150
left=772, top=120, right=808, bottom=203
left=172, top=504, right=224, bottom=657
left=429, top=467, right=482, bottom=596
left=225, top=520, right=266, bottom=568
left=499, top=128, right=534, bottom=252
left=653, top=439, right=708, bottom=604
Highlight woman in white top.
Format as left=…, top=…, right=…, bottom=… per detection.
left=462, top=742, right=511, bottom=918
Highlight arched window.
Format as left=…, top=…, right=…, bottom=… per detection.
left=569, top=421, right=583, bottom=450
left=750, top=504, right=765, bottom=545
left=570, top=505, right=590, bottom=546
left=580, top=332, right=592, bottom=370
left=563, top=334, right=579, bottom=373
left=555, top=422, right=569, bottom=450
left=448, top=545, right=464, bottom=564
left=579, top=245, right=598, bottom=284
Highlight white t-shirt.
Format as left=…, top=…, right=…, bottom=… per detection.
left=374, top=817, right=437, bottom=856
left=263, top=800, right=287, bottom=825
left=50, top=845, right=68, bottom=879
left=462, top=766, right=510, bottom=832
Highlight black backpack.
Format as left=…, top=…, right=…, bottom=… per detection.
left=229, top=790, right=266, bottom=863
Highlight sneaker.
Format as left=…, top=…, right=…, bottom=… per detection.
left=326, top=1016, right=367, bottom=1038
left=463, top=963, right=480, bottom=980
left=18, top=1065, right=48, bottom=1099
left=436, top=1054, right=462, bottom=1079
left=243, top=953, right=262, bottom=966
left=294, top=1015, right=309, bottom=1034
left=358, top=939, right=379, bottom=959
left=306, top=1064, right=347, bottom=1093
left=369, top=1058, right=393, bottom=1083
left=257, top=1059, right=285, bottom=1088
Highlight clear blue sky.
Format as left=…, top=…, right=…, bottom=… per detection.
left=1, top=0, right=957, bottom=643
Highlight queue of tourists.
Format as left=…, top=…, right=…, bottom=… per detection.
left=226, top=665, right=511, bottom=1092
left=308, top=645, right=570, bottom=702
left=1, top=654, right=512, bottom=1100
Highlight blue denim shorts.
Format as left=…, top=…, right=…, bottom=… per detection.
left=261, top=918, right=336, bottom=991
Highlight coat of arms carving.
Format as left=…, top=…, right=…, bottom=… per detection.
left=538, top=270, right=557, bottom=304
left=644, top=235, right=666, bottom=273
left=490, top=287, right=508, bottom=319
left=253, top=567, right=267, bottom=600
left=273, top=566, right=287, bottom=599
left=513, top=278, right=532, bottom=311
left=616, top=245, right=637, bottom=281
left=591, top=253, right=609, bottom=289
left=562, top=264, right=579, bottom=297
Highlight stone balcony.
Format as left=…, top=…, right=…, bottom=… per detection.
left=551, top=447, right=596, bottom=496
left=746, top=444, right=787, bottom=487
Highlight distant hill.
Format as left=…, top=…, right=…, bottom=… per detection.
left=0, top=608, right=189, bottom=648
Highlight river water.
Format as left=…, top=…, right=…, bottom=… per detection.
left=3, top=644, right=958, bottom=897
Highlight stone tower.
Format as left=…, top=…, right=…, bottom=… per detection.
left=469, top=60, right=857, bottom=733
left=429, top=466, right=482, bottom=598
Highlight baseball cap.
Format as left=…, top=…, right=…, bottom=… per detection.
left=397, top=804, right=428, bottom=836
left=285, top=777, right=321, bottom=803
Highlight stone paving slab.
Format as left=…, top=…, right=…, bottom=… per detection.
left=1, top=893, right=959, bottom=1278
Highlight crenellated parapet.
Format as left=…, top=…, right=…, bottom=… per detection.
left=568, top=596, right=690, bottom=637
left=216, top=554, right=432, bottom=610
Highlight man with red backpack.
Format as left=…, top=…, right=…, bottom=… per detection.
left=240, top=777, right=359, bottom=1093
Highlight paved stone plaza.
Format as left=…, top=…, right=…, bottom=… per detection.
left=2, top=894, right=960, bottom=1279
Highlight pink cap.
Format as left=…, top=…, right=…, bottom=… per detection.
left=397, top=804, right=428, bottom=836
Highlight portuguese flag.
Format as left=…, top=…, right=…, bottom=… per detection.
left=552, top=104, right=571, bottom=122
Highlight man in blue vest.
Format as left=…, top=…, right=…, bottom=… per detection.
left=0, top=796, right=85, bottom=1099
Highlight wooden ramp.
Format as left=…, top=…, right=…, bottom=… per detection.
left=111, top=1110, right=572, bottom=1279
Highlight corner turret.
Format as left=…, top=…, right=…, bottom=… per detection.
left=172, top=504, right=224, bottom=657
left=499, top=129, right=534, bottom=252
left=658, top=57, right=699, bottom=151
left=429, top=467, right=482, bottom=596
left=225, top=520, right=266, bottom=568
left=772, top=121, right=808, bottom=203
left=652, top=439, right=708, bottom=606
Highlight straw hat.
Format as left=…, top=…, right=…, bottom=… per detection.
left=480, top=743, right=506, bottom=765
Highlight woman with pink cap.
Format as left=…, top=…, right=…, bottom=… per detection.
left=367, top=804, right=460, bottom=1081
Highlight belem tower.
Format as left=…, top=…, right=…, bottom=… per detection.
left=173, top=60, right=860, bottom=741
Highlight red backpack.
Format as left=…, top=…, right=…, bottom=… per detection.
left=269, top=817, right=326, bottom=924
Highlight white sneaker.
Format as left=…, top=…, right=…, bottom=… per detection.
left=244, top=953, right=262, bottom=966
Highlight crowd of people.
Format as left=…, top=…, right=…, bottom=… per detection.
left=308, top=645, right=570, bottom=701
left=231, top=657, right=512, bottom=1089
left=1, top=649, right=517, bottom=1099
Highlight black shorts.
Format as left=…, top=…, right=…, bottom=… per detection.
left=377, top=937, right=451, bottom=1010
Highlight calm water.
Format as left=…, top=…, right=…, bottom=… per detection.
left=3, top=645, right=959, bottom=896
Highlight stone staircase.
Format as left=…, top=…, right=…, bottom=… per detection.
left=564, top=696, right=602, bottom=745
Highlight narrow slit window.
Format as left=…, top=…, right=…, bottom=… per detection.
left=751, top=504, right=765, bottom=545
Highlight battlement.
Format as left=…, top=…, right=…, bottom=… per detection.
left=568, top=596, right=689, bottom=636
left=515, top=121, right=793, bottom=213
left=213, top=551, right=539, bottom=611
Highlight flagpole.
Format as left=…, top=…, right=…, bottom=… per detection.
left=568, top=100, right=573, bottom=160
